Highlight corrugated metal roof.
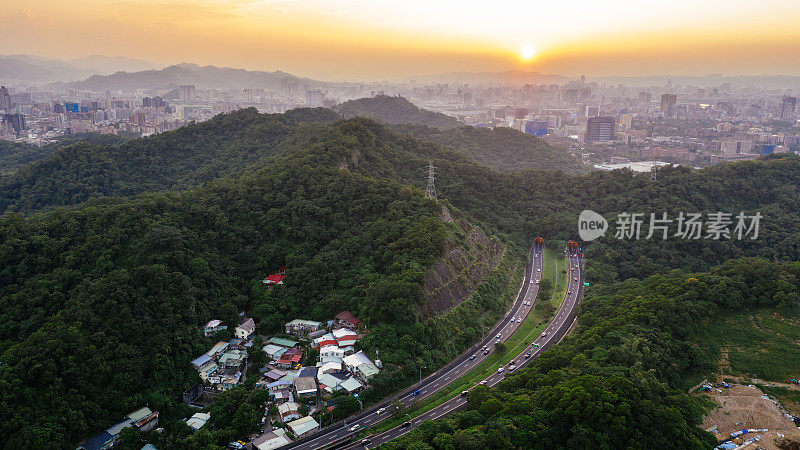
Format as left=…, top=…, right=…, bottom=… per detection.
left=269, top=337, right=299, bottom=348
left=287, top=416, right=319, bottom=436
left=339, top=377, right=363, bottom=392
left=105, top=419, right=133, bottom=436
left=126, top=407, right=153, bottom=422
left=191, top=354, right=212, bottom=367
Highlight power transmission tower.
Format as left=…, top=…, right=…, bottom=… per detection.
left=425, top=161, right=436, bottom=199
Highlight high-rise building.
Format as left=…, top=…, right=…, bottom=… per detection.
left=306, top=89, right=325, bottom=107
left=638, top=92, right=651, bottom=105
left=718, top=139, right=754, bottom=155
left=584, top=106, right=599, bottom=118
left=0, top=86, right=11, bottom=110
left=618, top=114, right=632, bottom=131
left=143, top=96, right=167, bottom=108
left=564, top=89, right=578, bottom=105
left=2, top=113, right=27, bottom=135
left=660, top=94, right=677, bottom=118
left=178, top=85, right=196, bottom=102
left=585, top=116, right=615, bottom=143
left=780, top=95, right=797, bottom=121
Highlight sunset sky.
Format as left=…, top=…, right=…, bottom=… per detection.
left=3, top=1, right=800, bottom=81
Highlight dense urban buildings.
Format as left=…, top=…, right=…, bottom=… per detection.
left=2, top=72, right=799, bottom=168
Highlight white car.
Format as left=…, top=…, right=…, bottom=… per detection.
left=350, top=424, right=361, bottom=432
left=377, top=408, right=386, bottom=415
left=497, top=367, right=504, bottom=373
left=496, top=333, right=501, bottom=339
left=510, top=318, right=515, bottom=323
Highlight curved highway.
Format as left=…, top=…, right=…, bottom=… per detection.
left=281, top=240, right=547, bottom=450
left=346, top=243, right=584, bottom=449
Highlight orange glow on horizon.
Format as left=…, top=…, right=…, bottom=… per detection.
left=3, top=1, right=800, bottom=80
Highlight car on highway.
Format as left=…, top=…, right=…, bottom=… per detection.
left=532, top=343, right=539, bottom=348
left=541, top=331, right=548, bottom=337
left=402, top=421, right=412, bottom=427
left=483, top=349, right=490, bottom=355
left=470, top=355, right=476, bottom=360
left=495, top=339, right=501, bottom=344
left=479, top=380, right=487, bottom=385
left=497, top=367, right=504, bottom=373
left=377, top=407, right=386, bottom=415
left=460, top=391, right=469, bottom=397
left=574, top=277, right=578, bottom=281
left=361, top=438, right=372, bottom=445
left=496, top=333, right=501, bottom=338
left=525, top=352, right=531, bottom=358
left=509, top=365, right=516, bottom=371
left=510, top=318, right=515, bottom=323
left=412, top=389, right=421, bottom=396
left=350, top=424, right=361, bottom=432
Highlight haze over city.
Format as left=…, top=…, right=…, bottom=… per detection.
left=5, top=2, right=800, bottom=450
left=4, top=0, right=800, bottom=80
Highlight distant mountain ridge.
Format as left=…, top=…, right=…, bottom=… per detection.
left=48, top=63, right=333, bottom=91
left=67, top=55, right=160, bottom=74
left=0, top=54, right=161, bottom=84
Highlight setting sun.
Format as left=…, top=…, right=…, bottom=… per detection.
left=520, top=45, right=537, bottom=60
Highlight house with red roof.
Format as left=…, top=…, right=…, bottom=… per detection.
left=262, top=273, right=285, bottom=286
left=335, top=311, right=361, bottom=328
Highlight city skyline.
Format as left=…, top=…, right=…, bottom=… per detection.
left=4, top=1, right=800, bottom=81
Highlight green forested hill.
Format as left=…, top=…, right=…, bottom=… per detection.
left=0, top=132, right=132, bottom=174
left=392, top=123, right=587, bottom=174
left=3, top=108, right=800, bottom=448
left=312, top=118, right=800, bottom=280
left=334, top=95, right=460, bottom=129
left=383, top=258, right=800, bottom=449
left=0, top=159, right=452, bottom=447
left=0, top=107, right=339, bottom=213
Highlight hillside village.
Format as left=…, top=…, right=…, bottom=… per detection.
left=184, top=309, right=379, bottom=449
left=75, top=267, right=384, bottom=450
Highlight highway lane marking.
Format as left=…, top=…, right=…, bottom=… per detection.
left=295, top=252, right=556, bottom=450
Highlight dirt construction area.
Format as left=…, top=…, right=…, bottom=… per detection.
left=701, top=384, right=800, bottom=449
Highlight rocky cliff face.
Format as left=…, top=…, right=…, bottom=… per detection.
left=420, top=211, right=503, bottom=317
